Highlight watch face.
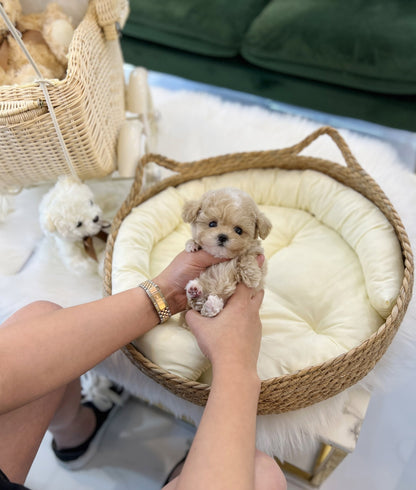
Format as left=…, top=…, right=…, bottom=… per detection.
left=140, top=280, right=170, bottom=323
left=155, top=295, right=166, bottom=310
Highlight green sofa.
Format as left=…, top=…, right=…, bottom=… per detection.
left=121, top=0, right=416, bottom=132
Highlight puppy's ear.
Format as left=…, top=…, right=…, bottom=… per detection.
left=182, top=199, right=201, bottom=223
left=255, top=211, right=272, bottom=239
left=41, top=215, right=57, bottom=233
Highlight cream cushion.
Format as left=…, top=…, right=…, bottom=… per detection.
left=112, top=169, right=404, bottom=381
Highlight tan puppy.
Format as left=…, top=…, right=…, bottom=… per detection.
left=182, top=187, right=272, bottom=317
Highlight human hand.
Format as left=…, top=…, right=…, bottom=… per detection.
left=185, top=283, right=264, bottom=378
left=153, top=250, right=227, bottom=315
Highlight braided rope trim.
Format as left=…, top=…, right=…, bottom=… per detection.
left=103, top=126, right=414, bottom=414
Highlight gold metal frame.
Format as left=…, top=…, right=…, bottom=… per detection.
left=277, top=443, right=348, bottom=487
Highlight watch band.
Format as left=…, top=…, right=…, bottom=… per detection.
left=138, top=279, right=171, bottom=324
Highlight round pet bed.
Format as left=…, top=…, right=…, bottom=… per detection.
left=104, top=126, right=413, bottom=415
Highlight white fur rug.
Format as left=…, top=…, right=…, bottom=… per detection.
left=0, top=86, right=415, bottom=460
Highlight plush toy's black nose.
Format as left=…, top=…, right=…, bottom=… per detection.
left=217, top=233, right=228, bottom=245
left=93, top=216, right=99, bottom=223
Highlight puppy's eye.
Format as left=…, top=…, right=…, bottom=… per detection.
left=76, top=221, right=83, bottom=228
left=89, top=200, right=94, bottom=206
left=234, top=226, right=243, bottom=235
left=209, top=221, right=217, bottom=228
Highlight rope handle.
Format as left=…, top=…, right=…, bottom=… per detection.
left=284, top=125, right=362, bottom=172
left=95, top=0, right=129, bottom=41
left=122, top=152, right=184, bottom=202
left=128, top=125, right=365, bottom=202
left=134, top=125, right=363, bottom=181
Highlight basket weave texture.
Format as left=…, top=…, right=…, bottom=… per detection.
left=104, top=126, right=414, bottom=415
left=0, top=0, right=128, bottom=193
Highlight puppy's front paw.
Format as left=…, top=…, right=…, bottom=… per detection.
left=201, top=294, right=224, bottom=317
left=185, top=239, right=201, bottom=253
left=186, top=279, right=203, bottom=300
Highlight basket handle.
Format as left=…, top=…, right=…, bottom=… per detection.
left=128, top=125, right=364, bottom=198
left=95, top=0, right=130, bottom=41
left=122, top=152, right=186, bottom=204
left=140, top=126, right=363, bottom=176
left=285, top=126, right=363, bottom=172
left=140, top=153, right=185, bottom=173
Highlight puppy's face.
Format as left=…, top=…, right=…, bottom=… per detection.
left=60, top=197, right=103, bottom=241
left=183, top=188, right=271, bottom=258
left=40, top=177, right=103, bottom=241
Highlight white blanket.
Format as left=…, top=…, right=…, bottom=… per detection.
left=0, top=87, right=415, bottom=460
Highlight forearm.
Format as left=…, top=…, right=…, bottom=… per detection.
left=0, top=287, right=159, bottom=413
left=176, top=368, right=261, bottom=490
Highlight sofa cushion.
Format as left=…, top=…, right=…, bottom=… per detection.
left=242, top=0, right=416, bottom=94
left=124, top=0, right=269, bottom=57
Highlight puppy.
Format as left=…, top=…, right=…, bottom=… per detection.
left=39, top=176, right=108, bottom=274
left=182, top=187, right=272, bottom=317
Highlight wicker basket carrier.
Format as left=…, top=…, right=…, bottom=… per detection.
left=104, top=126, right=414, bottom=415
left=0, top=0, right=128, bottom=193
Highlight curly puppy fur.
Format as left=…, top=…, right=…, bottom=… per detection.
left=39, top=176, right=104, bottom=274
left=182, top=188, right=272, bottom=317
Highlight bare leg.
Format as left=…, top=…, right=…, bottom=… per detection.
left=0, top=302, right=95, bottom=484
left=163, top=449, right=287, bottom=490
left=253, top=449, right=287, bottom=490
left=49, top=378, right=95, bottom=450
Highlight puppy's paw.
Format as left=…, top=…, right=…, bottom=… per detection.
left=186, top=279, right=203, bottom=300
left=201, top=294, right=224, bottom=317
left=185, top=239, right=201, bottom=253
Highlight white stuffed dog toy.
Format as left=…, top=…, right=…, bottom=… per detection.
left=39, top=176, right=108, bottom=274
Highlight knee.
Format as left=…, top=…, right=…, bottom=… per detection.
left=2, top=301, right=62, bottom=326
left=255, top=450, right=287, bottom=490
left=22, top=301, right=62, bottom=315
left=16, top=300, right=62, bottom=318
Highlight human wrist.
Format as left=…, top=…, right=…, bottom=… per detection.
left=152, top=276, right=182, bottom=316
left=212, top=362, right=261, bottom=390
left=138, top=279, right=172, bottom=324
left=134, top=285, right=161, bottom=328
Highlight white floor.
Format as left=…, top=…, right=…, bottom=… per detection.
left=25, top=371, right=416, bottom=490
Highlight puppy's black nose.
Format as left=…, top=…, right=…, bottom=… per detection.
left=93, top=216, right=99, bottom=223
left=217, top=233, right=228, bottom=245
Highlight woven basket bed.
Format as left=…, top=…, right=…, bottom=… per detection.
left=0, top=0, right=128, bottom=193
left=103, top=126, right=414, bottom=415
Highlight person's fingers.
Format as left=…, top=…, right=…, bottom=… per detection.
left=224, top=284, right=264, bottom=317
left=226, top=282, right=255, bottom=305
left=185, top=282, right=264, bottom=332
left=251, top=288, right=265, bottom=309
left=256, top=254, right=265, bottom=268
left=185, top=308, right=198, bottom=325
left=185, top=308, right=209, bottom=333
left=190, top=249, right=228, bottom=267
left=187, top=250, right=263, bottom=269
